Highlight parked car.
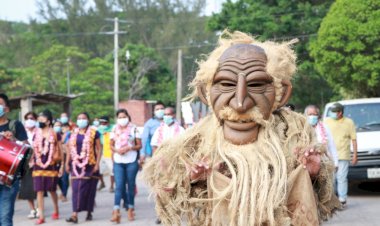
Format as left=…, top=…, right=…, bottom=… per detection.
left=323, top=98, right=380, bottom=181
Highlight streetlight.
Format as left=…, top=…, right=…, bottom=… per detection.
left=66, top=58, right=71, bottom=95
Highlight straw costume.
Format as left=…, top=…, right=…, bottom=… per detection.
left=144, top=31, right=340, bottom=226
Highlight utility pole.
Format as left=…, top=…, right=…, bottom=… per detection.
left=176, top=49, right=182, bottom=122
left=114, top=17, right=119, bottom=113
left=66, top=58, right=71, bottom=95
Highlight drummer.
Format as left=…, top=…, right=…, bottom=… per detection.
left=0, top=93, right=28, bottom=226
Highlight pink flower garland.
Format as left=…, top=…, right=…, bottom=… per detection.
left=33, top=128, right=55, bottom=169
left=69, top=127, right=94, bottom=177
left=113, top=123, right=133, bottom=149
left=316, top=121, right=328, bottom=145
left=157, top=122, right=180, bottom=146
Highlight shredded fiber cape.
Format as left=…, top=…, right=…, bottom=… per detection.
left=143, top=110, right=340, bottom=226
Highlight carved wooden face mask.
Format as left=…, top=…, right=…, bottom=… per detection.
left=210, top=44, right=276, bottom=145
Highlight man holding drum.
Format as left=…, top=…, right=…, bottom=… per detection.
left=0, top=93, right=28, bottom=226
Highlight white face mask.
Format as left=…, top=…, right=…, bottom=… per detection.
left=25, top=119, right=36, bottom=128
left=117, top=118, right=129, bottom=127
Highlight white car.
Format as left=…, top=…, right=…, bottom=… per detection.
left=323, top=98, right=380, bottom=181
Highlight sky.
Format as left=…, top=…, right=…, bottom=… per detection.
left=0, top=0, right=225, bottom=22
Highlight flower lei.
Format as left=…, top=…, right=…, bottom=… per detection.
left=316, top=121, right=328, bottom=145
left=157, top=122, right=180, bottom=146
left=113, top=123, right=134, bottom=149
left=70, top=126, right=94, bottom=177
left=33, top=128, right=55, bottom=169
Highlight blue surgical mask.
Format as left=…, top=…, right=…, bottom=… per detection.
left=54, top=126, right=62, bottom=133
left=329, top=112, right=338, bottom=120
left=93, top=121, right=100, bottom=127
left=0, top=105, right=5, bottom=117
left=307, top=115, right=319, bottom=126
left=155, top=109, right=165, bottom=119
left=77, top=119, right=88, bottom=129
left=163, top=115, right=174, bottom=125
left=60, top=116, right=69, bottom=124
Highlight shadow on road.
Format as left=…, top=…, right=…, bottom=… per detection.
left=348, top=180, right=380, bottom=196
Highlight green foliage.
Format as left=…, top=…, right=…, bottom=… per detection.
left=208, top=0, right=335, bottom=110
left=310, top=0, right=380, bottom=98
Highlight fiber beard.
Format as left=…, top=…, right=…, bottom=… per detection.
left=209, top=107, right=289, bottom=226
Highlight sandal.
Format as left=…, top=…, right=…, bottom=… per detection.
left=51, top=212, right=59, bottom=220
left=66, top=216, right=78, bottom=224
left=35, top=218, right=45, bottom=225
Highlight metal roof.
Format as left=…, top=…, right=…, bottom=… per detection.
left=9, top=92, right=83, bottom=109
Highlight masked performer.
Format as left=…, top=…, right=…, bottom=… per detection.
left=144, top=31, right=340, bottom=226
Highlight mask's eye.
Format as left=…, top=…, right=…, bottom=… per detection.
left=247, top=83, right=266, bottom=88
left=220, top=82, right=236, bottom=87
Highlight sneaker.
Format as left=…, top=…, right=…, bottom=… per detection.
left=109, top=187, right=114, bottom=193
left=339, top=201, right=347, bottom=210
left=28, top=210, right=37, bottom=219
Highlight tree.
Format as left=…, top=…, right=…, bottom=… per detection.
left=310, top=0, right=380, bottom=98
left=208, top=0, right=335, bottom=110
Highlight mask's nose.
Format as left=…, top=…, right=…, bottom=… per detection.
left=232, top=73, right=252, bottom=113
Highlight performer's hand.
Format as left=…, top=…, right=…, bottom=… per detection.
left=65, top=163, right=70, bottom=174
left=188, top=158, right=211, bottom=181
left=92, top=164, right=99, bottom=174
left=58, top=166, right=64, bottom=177
left=296, top=146, right=321, bottom=178
left=3, top=131, right=14, bottom=140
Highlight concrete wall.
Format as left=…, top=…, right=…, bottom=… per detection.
left=118, top=100, right=153, bottom=127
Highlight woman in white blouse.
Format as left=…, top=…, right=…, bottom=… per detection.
left=110, top=109, right=141, bottom=223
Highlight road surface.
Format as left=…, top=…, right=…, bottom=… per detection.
left=14, top=176, right=380, bottom=225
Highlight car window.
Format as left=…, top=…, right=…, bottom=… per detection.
left=326, top=103, right=380, bottom=132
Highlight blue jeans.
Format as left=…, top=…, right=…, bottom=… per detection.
left=58, top=169, right=69, bottom=197
left=113, top=161, right=139, bottom=210
left=335, top=160, right=349, bottom=202
left=0, top=181, right=19, bottom=226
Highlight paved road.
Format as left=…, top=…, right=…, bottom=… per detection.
left=14, top=174, right=157, bottom=226
left=14, top=176, right=380, bottom=226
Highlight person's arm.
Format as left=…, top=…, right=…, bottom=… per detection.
left=350, top=120, right=358, bottom=165
left=93, top=132, right=102, bottom=172
left=65, top=134, right=71, bottom=173
left=325, top=125, right=339, bottom=168
left=56, top=137, right=64, bottom=176
left=150, top=128, right=159, bottom=155
left=352, top=139, right=358, bottom=165
left=140, top=121, right=151, bottom=157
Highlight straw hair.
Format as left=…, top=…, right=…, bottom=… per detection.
left=188, top=30, right=297, bottom=111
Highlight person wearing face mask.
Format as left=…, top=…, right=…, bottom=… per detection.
left=19, top=112, right=39, bottom=219
left=65, top=112, right=101, bottom=223
left=324, top=103, right=357, bottom=208
left=92, top=118, right=100, bottom=127
left=109, top=109, right=142, bottom=223
left=0, top=93, right=28, bottom=226
left=151, top=107, right=184, bottom=153
left=97, top=116, right=115, bottom=192
left=140, top=102, right=165, bottom=160
left=32, top=110, right=63, bottom=224
left=304, top=105, right=338, bottom=169
left=149, top=106, right=184, bottom=225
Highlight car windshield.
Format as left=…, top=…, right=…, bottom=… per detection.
left=327, top=103, right=380, bottom=132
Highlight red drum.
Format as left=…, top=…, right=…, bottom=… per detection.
left=0, top=135, right=30, bottom=187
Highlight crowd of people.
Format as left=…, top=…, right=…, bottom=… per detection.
left=0, top=86, right=357, bottom=225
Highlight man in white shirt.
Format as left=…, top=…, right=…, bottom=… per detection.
left=151, top=107, right=184, bottom=154
left=304, top=105, right=339, bottom=168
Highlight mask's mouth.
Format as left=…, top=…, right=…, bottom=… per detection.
left=224, top=119, right=257, bottom=131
